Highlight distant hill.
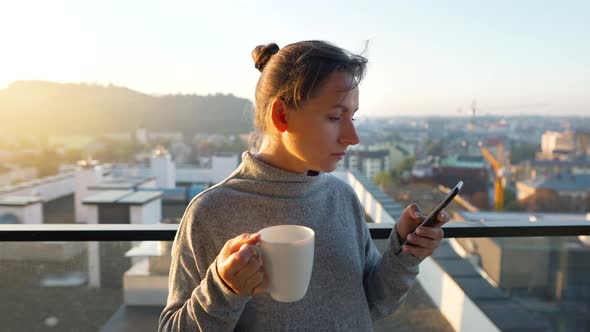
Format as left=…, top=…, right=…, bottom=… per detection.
left=0, top=81, right=253, bottom=137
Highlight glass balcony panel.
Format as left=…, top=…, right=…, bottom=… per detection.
left=0, top=240, right=167, bottom=331
left=0, top=239, right=453, bottom=331
left=1, top=235, right=589, bottom=331
left=450, top=236, right=590, bottom=332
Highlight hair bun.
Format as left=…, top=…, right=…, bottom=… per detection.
left=251, top=43, right=280, bottom=72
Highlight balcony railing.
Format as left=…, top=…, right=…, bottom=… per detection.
left=1, top=219, right=589, bottom=241
left=1, top=221, right=589, bottom=332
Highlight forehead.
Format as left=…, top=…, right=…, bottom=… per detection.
left=308, top=71, right=359, bottom=108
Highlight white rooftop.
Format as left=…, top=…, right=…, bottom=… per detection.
left=83, top=190, right=162, bottom=205
left=0, top=196, right=42, bottom=206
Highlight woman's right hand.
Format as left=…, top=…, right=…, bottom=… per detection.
left=216, top=233, right=268, bottom=296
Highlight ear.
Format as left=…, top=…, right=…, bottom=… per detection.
left=270, top=98, right=288, bottom=133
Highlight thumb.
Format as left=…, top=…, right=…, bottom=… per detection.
left=222, top=233, right=260, bottom=257
left=405, top=203, right=425, bottom=225
left=409, top=203, right=425, bottom=221
left=397, top=203, right=424, bottom=239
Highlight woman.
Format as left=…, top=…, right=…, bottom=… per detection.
left=159, top=40, right=448, bottom=331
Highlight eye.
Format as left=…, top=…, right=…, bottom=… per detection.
left=352, top=118, right=356, bottom=121
left=328, top=116, right=341, bottom=121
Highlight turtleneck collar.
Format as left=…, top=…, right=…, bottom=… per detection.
left=223, top=151, right=327, bottom=198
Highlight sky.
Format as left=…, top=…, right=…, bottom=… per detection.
left=0, top=0, right=589, bottom=117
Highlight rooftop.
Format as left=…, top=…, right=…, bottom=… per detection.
left=440, top=155, right=485, bottom=169
left=87, top=176, right=155, bottom=190
left=0, top=195, right=42, bottom=206
left=520, top=174, right=590, bottom=191
left=83, top=190, right=162, bottom=205
left=460, top=211, right=590, bottom=223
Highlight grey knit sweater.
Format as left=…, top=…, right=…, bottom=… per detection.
left=159, top=152, right=421, bottom=331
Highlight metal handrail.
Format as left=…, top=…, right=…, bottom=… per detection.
left=1, top=220, right=589, bottom=242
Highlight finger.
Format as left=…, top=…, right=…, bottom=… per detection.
left=245, top=270, right=265, bottom=293
left=231, top=268, right=265, bottom=296
left=404, top=203, right=426, bottom=230
left=402, top=244, right=433, bottom=259
left=221, top=244, right=255, bottom=276
left=396, top=203, right=427, bottom=242
left=405, top=233, right=439, bottom=250
left=221, top=233, right=260, bottom=257
left=234, top=252, right=263, bottom=281
left=232, top=269, right=265, bottom=297
left=408, top=203, right=425, bottom=221
left=220, top=233, right=250, bottom=257
left=251, top=273, right=269, bottom=295
left=241, top=244, right=263, bottom=265
left=434, top=210, right=450, bottom=226
left=227, top=233, right=260, bottom=254
left=415, top=227, right=444, bottom=241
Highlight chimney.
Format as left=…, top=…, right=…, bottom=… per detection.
left=74, top=158, right=103, bottom=223
left=150, top=147, right=176, bottom=189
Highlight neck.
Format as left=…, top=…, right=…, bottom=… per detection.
left=256, top=136, right=308, bottom=175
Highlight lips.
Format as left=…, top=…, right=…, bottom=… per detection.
left=332, top=152, right=346, bottom=160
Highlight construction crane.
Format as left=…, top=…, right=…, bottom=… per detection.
left=481, top=144, right=504, bottom=210
left=468, top=99, right=477, bottom=132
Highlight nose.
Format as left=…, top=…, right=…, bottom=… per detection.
left=339, top=120, right=360, bottom=146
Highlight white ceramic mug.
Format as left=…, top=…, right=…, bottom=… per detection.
left=258, top=225, right=315, bottom=302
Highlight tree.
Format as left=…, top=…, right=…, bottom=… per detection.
left=503, top=188, right=519, bottom=211
left=427, top=141, right=444, bottom=156
left=394, top=157, right=416, bottom=178
left=93, top=140, right=137, bottom=163
left=36, top=148, right=60, bottom=177
left=61, top=148, right=83, bottom=163
left=373, top=171, right=396, bottom=192
left=510, top=142, right=538, bottom=164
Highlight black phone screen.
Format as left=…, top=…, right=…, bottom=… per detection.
left=397, top=181, right=463, bottom=252
left=420, top=181, right=463, bottom=228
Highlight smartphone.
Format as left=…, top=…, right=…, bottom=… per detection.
left=397, top=181, right=463, bottom=252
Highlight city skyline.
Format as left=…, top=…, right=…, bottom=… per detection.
left=1, top=0, right=589, bottom=117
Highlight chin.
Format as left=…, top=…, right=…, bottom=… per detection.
left=320, top=163, right=338, bottom=173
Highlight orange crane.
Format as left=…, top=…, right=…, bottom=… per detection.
left=481, top=144, right=504, bottom=210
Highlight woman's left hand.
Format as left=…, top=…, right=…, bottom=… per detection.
left=395, top=203, right=449, bottom=259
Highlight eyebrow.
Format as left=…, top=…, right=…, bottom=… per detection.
left=332, top=104, right=359, bottom=112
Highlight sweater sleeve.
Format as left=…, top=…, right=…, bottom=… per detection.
left=362, top=220, right=422, bottom=321
left=158, top=202, right=251, bottom=331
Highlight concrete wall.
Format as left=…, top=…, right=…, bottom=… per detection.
left=418, top=257, right=500, bottom=332
left=211, top=155, right=239, bottom=183
left=150, top=154, right=176, bottom=189
left=0, top=202, right=43, bottom=224
left=130, top=199, right=162, bottom=225
left=335, top=170, right=396, bottom=224
left=175, top=167, right=213, bottom=184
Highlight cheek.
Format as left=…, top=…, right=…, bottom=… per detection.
left=305, top=127, right=336, bottom=150
left=288, top=120, right=339, bottom=159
